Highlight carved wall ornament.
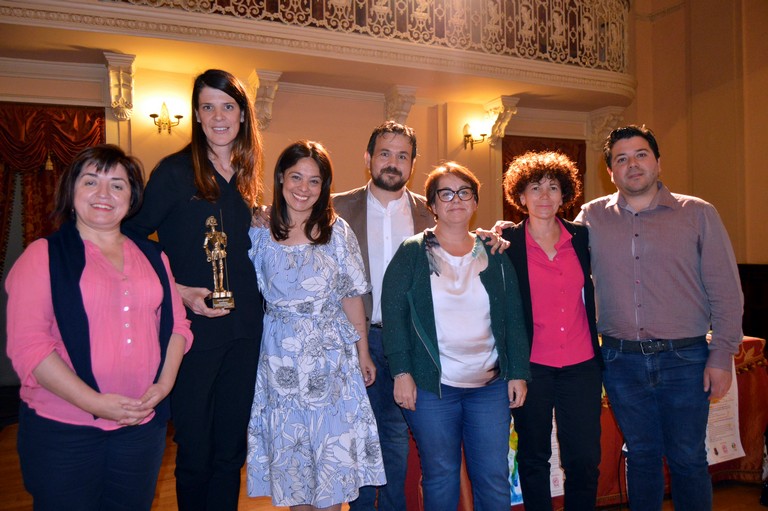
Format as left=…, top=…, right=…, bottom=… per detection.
left=588, top=106, right=625, bottom=152
left=104, top=52, right=135, bottom=121
left=249, top=69, right=282, bottom=131
left=486, top=95, right=519, bottom=148
left=385, top=85, right=417, bottom=125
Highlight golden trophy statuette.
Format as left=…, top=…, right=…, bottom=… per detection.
left=204, top=215, right=235, bottom=309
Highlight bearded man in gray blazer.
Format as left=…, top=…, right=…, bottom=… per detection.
left=334, top=121, right=433, bottom=511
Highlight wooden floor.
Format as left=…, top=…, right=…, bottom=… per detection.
left=0, top=422, right=342, bottom=511
left=0, top=422, right=763, bottom=510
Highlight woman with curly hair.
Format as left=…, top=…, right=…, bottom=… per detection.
left=501, top=151, right=603, bottom=511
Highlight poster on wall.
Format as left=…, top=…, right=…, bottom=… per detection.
left=509, top=413, right=564, bottom=505
left=548, top=418, right=565, bottom=497
left=705, top=359, right=745, bottom=465
left=508, top=424, right=524, bottom=505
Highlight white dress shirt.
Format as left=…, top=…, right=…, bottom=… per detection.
left=367, top=188, right=414, bottom=324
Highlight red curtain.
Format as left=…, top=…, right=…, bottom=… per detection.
left=501, top=135, right=588, bottom=223
left=0, top=103, right=105, bottom=277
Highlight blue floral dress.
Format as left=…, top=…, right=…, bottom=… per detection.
left=246, top=219, right=386, bottom=507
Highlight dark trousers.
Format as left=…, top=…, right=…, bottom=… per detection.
left=172, top=337, right=259, bottom=511
left=349, top=326, right=410, bottom=511
left=17, top=402, right=166, bottom=511
left=512, top=357, right=603, bottom=511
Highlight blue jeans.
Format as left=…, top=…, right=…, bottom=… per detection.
left=17, top=402, right=166, bottom=511
left=602, top=340, right=712, bottom=511
left=349, top=326, right=410, bottom=511
left=404, top=379, right=511, bottom=511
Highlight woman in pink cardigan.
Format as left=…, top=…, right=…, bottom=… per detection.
left=5, top=144, right=193, bottom=510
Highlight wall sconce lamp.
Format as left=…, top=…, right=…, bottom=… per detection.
left=150, top=102, right=183, bottom=134
left=463, top=123, right=487, bottom=150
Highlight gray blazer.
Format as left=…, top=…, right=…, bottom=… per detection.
left=333, top=183, right=434, bottom=324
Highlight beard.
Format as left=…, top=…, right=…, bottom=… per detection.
left=371, top=166, right=408, bottom=192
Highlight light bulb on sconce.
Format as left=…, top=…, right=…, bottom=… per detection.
left=149, top=102, right=183, bottom=134
left=463, top=123, right=487, bottom=150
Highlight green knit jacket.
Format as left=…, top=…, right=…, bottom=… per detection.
left=381, top=232, right=531, bottom=397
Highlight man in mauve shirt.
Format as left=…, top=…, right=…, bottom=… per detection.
left=577, top=124, right=743, bottom=511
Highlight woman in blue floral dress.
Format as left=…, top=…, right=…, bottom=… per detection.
left=247, top=140, right=386, bottom=510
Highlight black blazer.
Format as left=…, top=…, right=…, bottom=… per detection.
left=502, top=218, right=603, bottom=369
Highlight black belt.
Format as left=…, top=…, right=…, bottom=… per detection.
left=601, top=335, right=706, bottom=355
left=370, top=323, right=383, bottom=329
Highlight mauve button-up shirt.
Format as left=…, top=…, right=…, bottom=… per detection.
left=576, top=182, right=743, bottom=370
left=6, top=238, right=193, bottom=430
left=525, top=223, right=594, bottom=367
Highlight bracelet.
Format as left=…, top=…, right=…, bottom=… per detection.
left=394, top=372, right=411, bottom=380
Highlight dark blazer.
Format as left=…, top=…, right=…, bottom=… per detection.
left=333, top=183, right=434, bottom=323
left=502, top=218, right=603, bottom=368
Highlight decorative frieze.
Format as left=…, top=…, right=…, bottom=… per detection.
left=112, top=0, right=629, bottom=73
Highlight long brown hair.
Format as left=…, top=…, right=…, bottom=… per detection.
left=190, top=69, right=264, bottom=208
left=270, top=140, right=335, bottom=245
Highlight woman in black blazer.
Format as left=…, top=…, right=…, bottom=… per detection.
left=500, top=151, right=603, bottom=511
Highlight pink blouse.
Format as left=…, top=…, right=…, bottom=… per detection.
left=526, top=222, right=594, bottom=367
left=5, top=237, right=193, bottom=430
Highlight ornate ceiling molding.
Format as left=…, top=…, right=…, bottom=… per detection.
left=0, top=0, right=636, bottom=102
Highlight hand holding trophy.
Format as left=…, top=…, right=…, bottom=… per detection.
left=204, top=215, right=235, bottom=309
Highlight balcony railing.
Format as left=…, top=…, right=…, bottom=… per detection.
left=116, top=0, right=629, bottom=73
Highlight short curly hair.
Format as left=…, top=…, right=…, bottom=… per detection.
left=502, top=151, right=582, bottom=213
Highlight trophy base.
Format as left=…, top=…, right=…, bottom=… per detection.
left=210, top=292, right=235, bottom=310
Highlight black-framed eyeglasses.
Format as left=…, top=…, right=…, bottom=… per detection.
left=436, top=187, right=475, bottom=202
